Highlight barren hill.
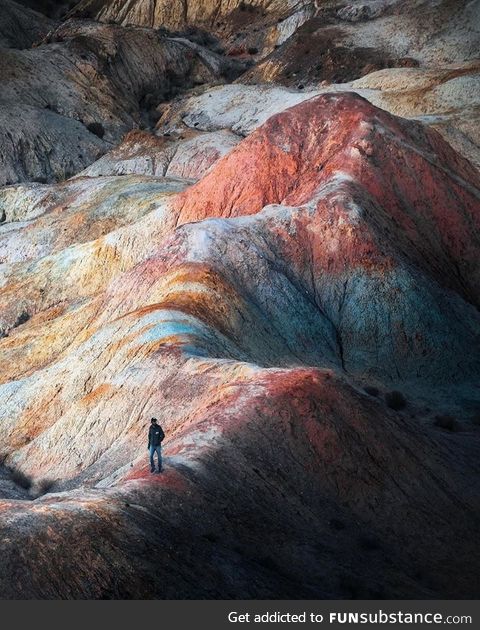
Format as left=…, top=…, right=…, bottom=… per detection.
left=0, top=0, right=479, bottom=600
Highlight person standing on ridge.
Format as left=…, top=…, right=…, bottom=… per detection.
left=148, top=418, right=165, bottom=473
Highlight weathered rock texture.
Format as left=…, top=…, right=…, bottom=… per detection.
left=0, top=0, right=55, bottom=48
left=69, top=0, right=315, bottom=55
left=0, top=0, right=479, bottom=602
left=78, top=128, right=241, bottom=179
left=353, top=61, right=480, bottom=169
left=2, top=1, right=479, bottom=185
left=244, top=0, right=480, bottom=86
left=0, top=18, right=242, bottom=186
left=158, top=64, right=480, bottom=169
left=70, top=0, right=480, bottom=77
left=0, top=92, right=479, bottom=599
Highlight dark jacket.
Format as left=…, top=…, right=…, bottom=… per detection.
left=148, top=424, right=165, bottom=448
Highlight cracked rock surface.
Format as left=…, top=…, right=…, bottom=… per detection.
left=0, top=0, right=479, bottom=600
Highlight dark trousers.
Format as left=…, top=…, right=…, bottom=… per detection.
left=149, top=445, right=162, bottom=471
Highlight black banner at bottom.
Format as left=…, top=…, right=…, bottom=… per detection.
left=0, top=600, right=478, bottom=629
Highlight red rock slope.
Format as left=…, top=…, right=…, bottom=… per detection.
left=0, top=93, right=479, bottom=599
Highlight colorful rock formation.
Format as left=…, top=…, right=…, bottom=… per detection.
left=69, top=0, right=315, bottom=55
left=0, top=16, right=243, bottom=185
left=0, top=0, right=479, bottom=601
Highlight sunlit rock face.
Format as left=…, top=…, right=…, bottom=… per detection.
left=1, top=91, right=480, bottom=599
left=69, top=0, right=315, bottom=55
left=70, top=0, right=304, bottom=25
left=68, top=0, right=480, bottom=68
left=158, top=63, right=480, bottom=169
left=78, top=129, right=241, bottom=180
left=240, top=0, right=480, bottom=86
left=352, top=61, right=480, bottom=169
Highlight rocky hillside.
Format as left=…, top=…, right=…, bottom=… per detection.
left=0, top=0, right=479, bottom=599
left=0, top=0, right=55, bottom=48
